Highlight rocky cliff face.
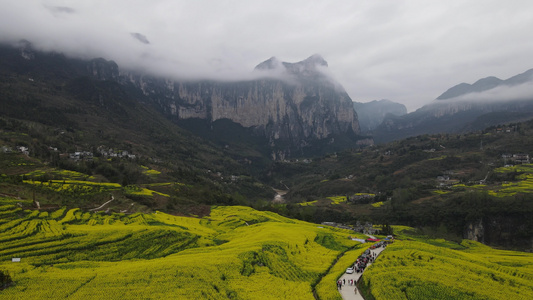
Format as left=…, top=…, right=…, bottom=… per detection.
left=121, top=55, right=361, bottom=158
left=8, top=41, right=362, bottom=158
left=87, top=58, right=119, bottom=81
left=465, top=219, right=485, bottom=243
left=464, top=216, right=533, bottom=250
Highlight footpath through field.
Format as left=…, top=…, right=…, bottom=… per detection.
left=338, top=241, right=385, bottom=300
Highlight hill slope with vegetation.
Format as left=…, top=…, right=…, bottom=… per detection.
left=0, top=42, right=276, bottom=211
left=267, top=121, right=533, bottom=250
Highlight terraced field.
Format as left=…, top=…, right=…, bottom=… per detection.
left=447, top=163, right=533, bottom=197
left=2, top=195, right=532, bottom=299
left=0, top=197, right=366, bottom=299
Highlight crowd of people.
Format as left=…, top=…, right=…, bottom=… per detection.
left=336, top=278, right=357, bottom=290
left=337, top=241, right=389, bottom=291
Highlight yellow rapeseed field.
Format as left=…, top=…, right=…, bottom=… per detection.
left=2, top=196, right=531, bottom=299
left=360, top=232, right=533, bottom=300
left=0, top=198, right=360, bottom=299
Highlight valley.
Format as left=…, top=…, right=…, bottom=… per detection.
left=1, top=42, right=532, bottom=299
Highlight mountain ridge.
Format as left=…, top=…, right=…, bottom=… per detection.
left=437, top=68, right=533, bottom=100
left=0, top=41, right=366, bottom=163
left=353, top=99, right=407, bottom=133
left=373, top=68, right=533, bottom=143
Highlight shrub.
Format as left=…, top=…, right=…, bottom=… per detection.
left=0, top=269, right=12, bottom=290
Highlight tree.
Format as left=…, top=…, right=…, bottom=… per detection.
left=380, top=224, right=394, bottom=235
left=0, top=269, right=12, bottom=290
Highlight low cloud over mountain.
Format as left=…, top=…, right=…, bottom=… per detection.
left=437, top=69, right=533, bottom=102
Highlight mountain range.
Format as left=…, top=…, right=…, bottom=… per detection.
left=372, top=69, right=533, bottom=143
left=4, top=40, right=533, bottom=154
left=0, top=41, right=367, bottom=161
left=436, top=68, right=533, bottom=100
left=1, top=41, right=532, bottom=251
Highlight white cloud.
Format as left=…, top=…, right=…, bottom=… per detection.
left=1, top=0, right=533, bottom=111
left=446, top=81, right=533, bottom=103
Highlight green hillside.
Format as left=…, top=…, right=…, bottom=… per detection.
left=0, top=43, right=274, bottom=207
left=1, top=42, right=533, bottom=299
left=267, top=122, right=533, bottom=250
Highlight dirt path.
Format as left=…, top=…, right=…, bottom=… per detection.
left=89, top=195, right=114, bottom=211
left=338, top=245, right=385, bottom=300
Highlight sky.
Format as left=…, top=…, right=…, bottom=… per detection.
left=1, top=0, right=533, bottom=112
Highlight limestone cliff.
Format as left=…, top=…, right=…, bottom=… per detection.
left=122, top=55, right=361, bottom=158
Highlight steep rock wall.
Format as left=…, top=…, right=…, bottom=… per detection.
left=169, top=79, right=358, bottom=142
left=120, top=55, right=362, bottom=156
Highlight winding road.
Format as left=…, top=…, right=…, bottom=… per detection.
left=338, top=243, right=385, bottom=300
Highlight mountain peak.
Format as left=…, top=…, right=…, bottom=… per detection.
left=303, top=54, right=328, bottom=66
left=437, top=76, right=503, bottom=100
left=254, top=54, right=329, bottom=77
left=254, top=56, right=282, bottom=70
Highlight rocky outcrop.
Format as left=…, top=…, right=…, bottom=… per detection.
left=465, top=219, right=484, bottom=243
left=87, top=58, right=119, bottom=81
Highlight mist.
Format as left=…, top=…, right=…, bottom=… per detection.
left=1, top=0, right=533, bottom=111
left=442, top=81, right=533, bottom=103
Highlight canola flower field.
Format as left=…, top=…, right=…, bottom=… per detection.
left=446, top=163, right=533, bottom=197
left=360, top=228, right=533, bottom=300
left=2, top=194, right=532, bottom=299
left=22, top=179, right=176, bottom=200
left=0, top=196, right=366, bottom=299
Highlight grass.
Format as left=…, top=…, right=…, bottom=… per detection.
left=124, top=186, right=169, bottom=197
left=446, top=163, right=533, bottom=197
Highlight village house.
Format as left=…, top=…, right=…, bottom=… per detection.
left=503, top=153, right=530, bottom=165
left=436, top=175, right=459, bottom=187
left=1, top=146, right=12, bottom=153
left=97, top=146, right=137, bottom=159
left=512, top=153, right=530, bottom=164
left=68, top=151, right=93, bottom=161
left=16, top=146, right=29, bottom=155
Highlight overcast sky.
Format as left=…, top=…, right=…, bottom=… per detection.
left=1, top=0, right=533, bottom=111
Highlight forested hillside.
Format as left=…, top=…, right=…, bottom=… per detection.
left=266, top=121, right=533, bottom=250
